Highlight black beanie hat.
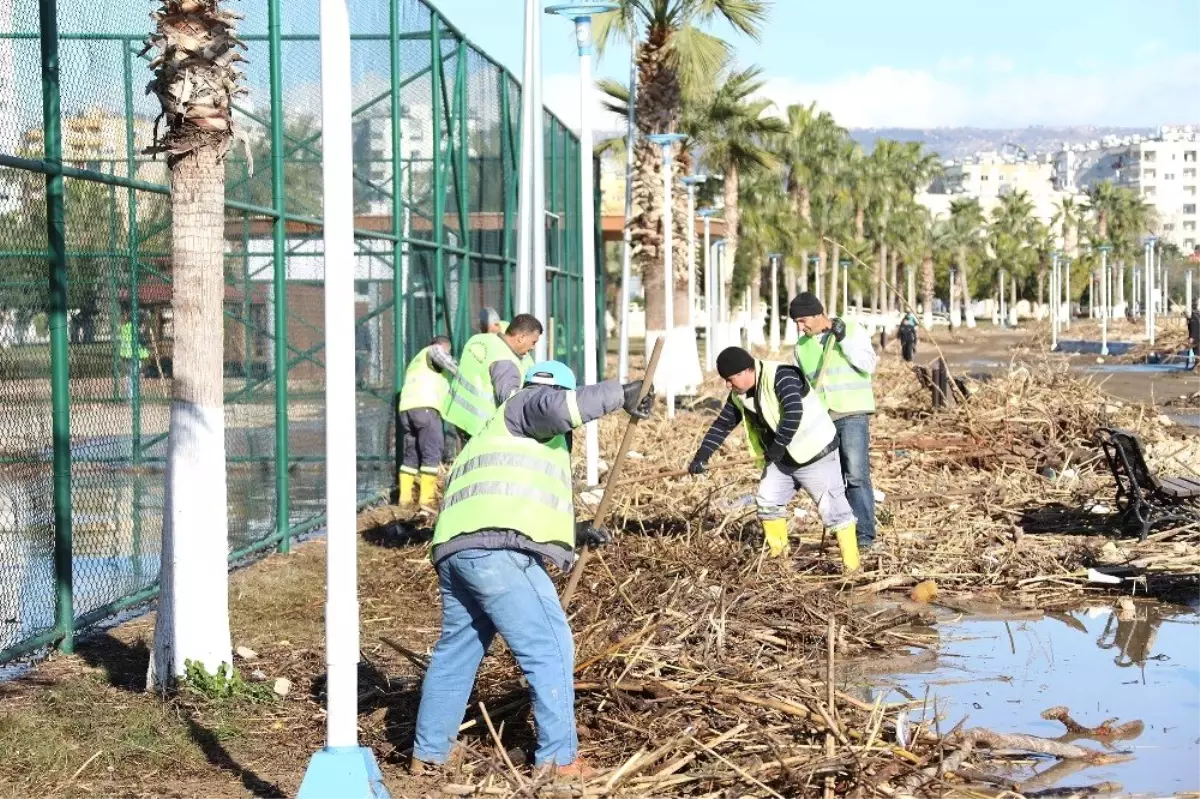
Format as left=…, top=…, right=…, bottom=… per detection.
left=716, top=346, right=755, bottom=379
left=789, top=292, right=824, bottom=320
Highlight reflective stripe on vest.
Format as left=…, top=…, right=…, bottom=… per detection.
left=398, top=346, right=451, bottom=413
left=444, top=333, right=525, bottom=436
left=793, top=323, right=875, bottom=414
left=731, top=360, right=836, bottom=466
left=433, top=389, right=579, bottom=552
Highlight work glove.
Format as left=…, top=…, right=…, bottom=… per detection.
left=830, top=317, right=847, bottom=342
left=622, top=380, right=654, bottom=419
left=575, top=520, right=611, bottom=549
left=764, top=441, right=787, bottom=466
left=687, top=457, right=707, bottom=476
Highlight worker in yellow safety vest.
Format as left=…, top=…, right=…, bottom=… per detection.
left=397, top=335, right=458, bottom=507
left=789, top=292, right=879, bottom=552
left=412, top=359, right=654, bottom=778
left=443, top=313, right=541, bottom=441
left=687, top=346, right=861, bottom=570
left=118, top=308, right=148, bottom=400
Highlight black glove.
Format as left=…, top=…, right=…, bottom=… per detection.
left=575, top=520, right=611, bottom=548
left=830, top=317, right=847, bottom=342
left=622, top=380, right=654, bottom=419
left=687, top=458, right=707, bottom=475
left=764, top=440, right=787, bottom=465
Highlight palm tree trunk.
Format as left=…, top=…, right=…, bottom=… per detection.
left=1010, top=273, right=1018, bottom=326
left=633, top=139, right=664, bottom=331
left=889, top=247, right=899, bottom=313
left=722, top=163, right=740, bottom=321
left=798, top=248, right=809, bottom=294
left=1116, top=263, right=1126, bottom=312
left=828, top=240, right=840, bottom=315
left=958, top=246, right=976, bottom=328
left=150, top=145, right=233, bottom=685
left=1037, top=264, right=1046, bottom=318
left=921, top=252, right=934, bottom=330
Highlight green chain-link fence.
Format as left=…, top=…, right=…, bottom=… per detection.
left=0, top=0, right=602, bottom=663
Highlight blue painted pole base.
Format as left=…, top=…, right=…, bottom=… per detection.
left=298, top=746, right=391, bottom=799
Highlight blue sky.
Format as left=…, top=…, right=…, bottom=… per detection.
left=426, top=0, right=1200, bottom=131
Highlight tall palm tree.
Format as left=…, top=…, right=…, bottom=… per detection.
left=947, top=197, right=985, bottom=328
left=989, top=190, right=1037, bottom=323
left=866, top=140, right=940, bottom=313
left=144, top=0, right=244, bottom=686
left=690, top=66, right=785, bottom=339
left=1108, top=190, right=1156, bottom=311
left=736, top=169, right=789, bottom=340
left=780, top=104, right=843, bottom=298
left=594, top=1, right=769, bottom=333
left=1052, top=195, right=1083, bottom=258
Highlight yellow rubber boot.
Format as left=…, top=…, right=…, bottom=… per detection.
left=418, top=473, right=438, bottom=507
left=834, top=522, right=860, bottom=572
left=762, top=518, right=790, bottom=558
left=398, top=472, right=416, bottom=506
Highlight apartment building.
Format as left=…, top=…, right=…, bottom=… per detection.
left=1055, top=126, right=1199, bottom=253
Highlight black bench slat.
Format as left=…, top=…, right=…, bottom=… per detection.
left=1158, top=477, right=1200, bottom=499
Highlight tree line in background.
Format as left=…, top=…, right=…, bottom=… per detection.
left=593, top=1, right=1186, bottom=336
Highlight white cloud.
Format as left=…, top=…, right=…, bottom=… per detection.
left=984, top=55, right=1015, bottom=73
left=757, top=52, right=1200, bottom=128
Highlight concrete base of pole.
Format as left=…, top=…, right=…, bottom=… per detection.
left=645, top=327, right=703, bottom=397
left=298, top=747, right=390, bottom=799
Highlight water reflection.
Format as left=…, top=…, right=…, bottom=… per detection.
left=870, top=601, right=1200, bottom=795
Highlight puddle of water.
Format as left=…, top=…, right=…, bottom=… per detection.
left=1085, top=363, right=1189, bottom=374
left=1058, top=340, right=1136, bottom=356
left=871, top=602, right=1200, bottom=796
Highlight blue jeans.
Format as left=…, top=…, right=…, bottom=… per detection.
left=834, top=414, right=876, bottom=546
left=413, top=548, right=577, bottom=767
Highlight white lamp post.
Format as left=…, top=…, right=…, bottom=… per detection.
left=681, top=175, right=708, bottom=329
left=298, top=1, right=388, bottom=795
left=647, top=132, right=686, bottom=418
left=1063, top=257, right=1071, bottom=330
left=840, top=259, right=850, bottom=319
left=1146, top=236, right=1158, bottom=345
left=546, top=3, right=616, bottom=488
left=699, top=207, right=717, bottom=369
left=1098, top=244, right=1111, bottom=356
left=1050, top=251, right=1058, bottom=351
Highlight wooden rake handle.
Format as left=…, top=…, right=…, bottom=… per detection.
left=560, top=337, right=665, bottom=609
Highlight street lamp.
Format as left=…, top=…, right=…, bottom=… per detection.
left=298, top=0, right=388, bottom=795
left=646, top=132, right=686, bottom=419
left=840, top=259, right=851, bottom=318
left=698, top=207, right=718, bottom=369
left=1098, top=244, right=1112, bottom=356
left=768, top=252, right=781, bottom=352
left=1145, top=235, right=1158, bottom=345
left=1050, top=251, right=1059, bottom=351
left=681, top=175, right=708, bottom=330
left=546, top=3, right=616, bottom=487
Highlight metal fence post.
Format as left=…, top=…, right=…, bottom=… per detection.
left=40, top=0, right=74, bottom=654
left=122, top=42, right=145, bottom=586
left=594, top=153, right=604, bottom=379
left=499, top=74, right=515, bottom=320
left=268, top=0, right=291, bottom=551
left=430, top=14, right=447, bottom=341
left=389, top=0, right=405, bottom=498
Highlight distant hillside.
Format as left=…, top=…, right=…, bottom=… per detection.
left=849, top=126, right=1167, bottom=159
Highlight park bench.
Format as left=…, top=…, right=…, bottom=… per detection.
left=1094, top=427, right=1200, bottom=540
